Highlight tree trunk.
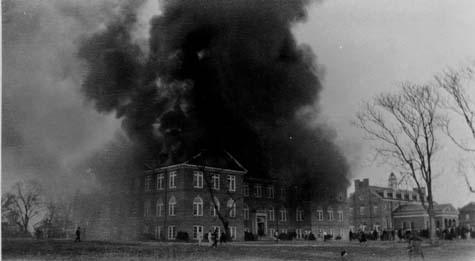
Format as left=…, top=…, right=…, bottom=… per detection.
left=427, top=199, right=437, bottom=244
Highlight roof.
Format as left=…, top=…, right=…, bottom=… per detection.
left=393, top=203, right=459, bottom=217
left=185, top=150, right=248, bottom=173
left=460, top=202, right=475, bottom=212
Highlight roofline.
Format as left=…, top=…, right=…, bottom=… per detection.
left=144, top=163, right=247, bottom=176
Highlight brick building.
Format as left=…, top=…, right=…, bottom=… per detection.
left=459, top=202, right=475, bottom=229
left=349, top=173, right=425, bottom=232
left=136, top=151, right=247, bottom=241
left=130, top=150, right=348, bottom=241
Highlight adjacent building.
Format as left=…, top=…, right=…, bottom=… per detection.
left=459, top=202, right=475, bottom=229
left=349, top=173, right=425, bottom=232
left=392, top=203, right=459, bottom=231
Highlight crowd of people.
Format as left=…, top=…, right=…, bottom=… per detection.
left=349, top=225, right=475, bottom=242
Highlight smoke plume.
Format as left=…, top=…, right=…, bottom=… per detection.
left=77, top=0, right=349, bottom=195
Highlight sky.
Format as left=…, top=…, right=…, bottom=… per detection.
left=294, top=0, right=475, bottom=207
left=2, top=0, right=475, bottom=207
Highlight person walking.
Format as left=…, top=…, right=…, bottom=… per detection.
left=75, top=227, right=81, bottom=242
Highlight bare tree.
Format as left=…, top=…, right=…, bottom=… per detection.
left=355, top=83, right=443, bottom=241
left=199, top=165, right=243, bottom=240
left=6, top=181, right=44, bottom=233
left=436, top=63, right=475, bottom=191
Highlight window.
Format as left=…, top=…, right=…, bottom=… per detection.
left=227, top=175, right=236, bottom=192
left=193, top=196, right=203, bottom=216
left=268, top=207, right=275, bottom=221
left=359, top=206, right=365, bottom=216
left=227, top=199, right=236, bottom=218
left=280, top=188, right=286, bottom=200
left=328, top=209, right=334, bottom=221
left=466, top=214, right=470, bottom=221
left=193, top=171, right=203, bottom=188
left=210, top=197, right=220, bottom=217
left=317, top=210, right=323, bottom=221
left=296, top=208, right=304, bottom=222
left=373, top=205, right=378, bottom=214
left=155, top=225, right=161, bottom=239
left=280, top=208, right=287, bottom=222
left=338, top=210, right=343, bottom=222
left=267, top=185, right=274, bottom=199
left=229, top=226, right=237, bottom=239
left=156, top=174, right=164, bottom=190
left=212, top=175, right=220, bottom=190
left=169, top=171, right=176, bottom=189
left=145, top=175, right=152, bottom=192
left=144, top=200, right=151, bottom=217
left=169, top=196, right=176, bottom=216
left=255, top=185, right=262, bottom=198
left=243, top=204, right=249, bottom=220
left=156, top=198, right=163, bottom=217
left=281, top=228, right=288, bottom=234
left=243, top=184, right=249, bottom=197
left=193, top=225, right=203, bottom=240
left=168, top=225, right=176, bottom=240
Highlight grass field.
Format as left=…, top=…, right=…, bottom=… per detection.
left=2, top=238, right=475, bottom=260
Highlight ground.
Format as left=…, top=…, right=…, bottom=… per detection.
left=2, top=239, right=475, bottom=260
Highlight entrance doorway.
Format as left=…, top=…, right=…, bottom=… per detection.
left=256, top=214, right=267, bottom=236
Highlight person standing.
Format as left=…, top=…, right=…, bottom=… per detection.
left=207, top=230, right=213, bottom=246
left=212, top=228, right=219, bottom=248
left=75, top=227, right=81, bottom=242
left=198, top=230, right=203, bottom=246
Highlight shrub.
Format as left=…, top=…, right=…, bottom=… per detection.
left=176, top=231, right=189, bottom=242
left=278, top=233, right=289, bottom=240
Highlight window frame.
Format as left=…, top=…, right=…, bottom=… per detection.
left=193, top=196, right=203, bottom=216
left=169, top=171, right=177, bottom=189
left=193, top=171, right=204, bottom=188
left=156, top=174, right=164, bottom=190
left=227, top=175, right=236, bottom=192
left=168, top=225, right=176, bottom=240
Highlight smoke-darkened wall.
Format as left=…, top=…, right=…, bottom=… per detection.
left=79, top=0, right=349, bottom=195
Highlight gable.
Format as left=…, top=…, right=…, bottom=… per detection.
left=185, top=150, right=247, bottom=173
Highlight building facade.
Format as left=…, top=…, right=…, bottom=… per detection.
left=136, top=151, right=247, bottom=241
left=130, top=151, right=348, bottom=241
left=393, top=204, right=459, bottom=231
left=311, top=193, right=349, bottom=240
left=459, top=202, right=475, bottom=229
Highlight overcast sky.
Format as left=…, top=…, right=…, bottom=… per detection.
left=295, top=0, right=475, bottom=207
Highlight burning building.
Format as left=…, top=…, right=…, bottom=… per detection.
left=75, top=0, right=350, bottom=241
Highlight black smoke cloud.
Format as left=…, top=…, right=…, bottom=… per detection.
left=79, top=0, right=349, bottom=195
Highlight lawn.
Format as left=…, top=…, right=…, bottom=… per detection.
left=2, top=238, right=475, bottom=260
